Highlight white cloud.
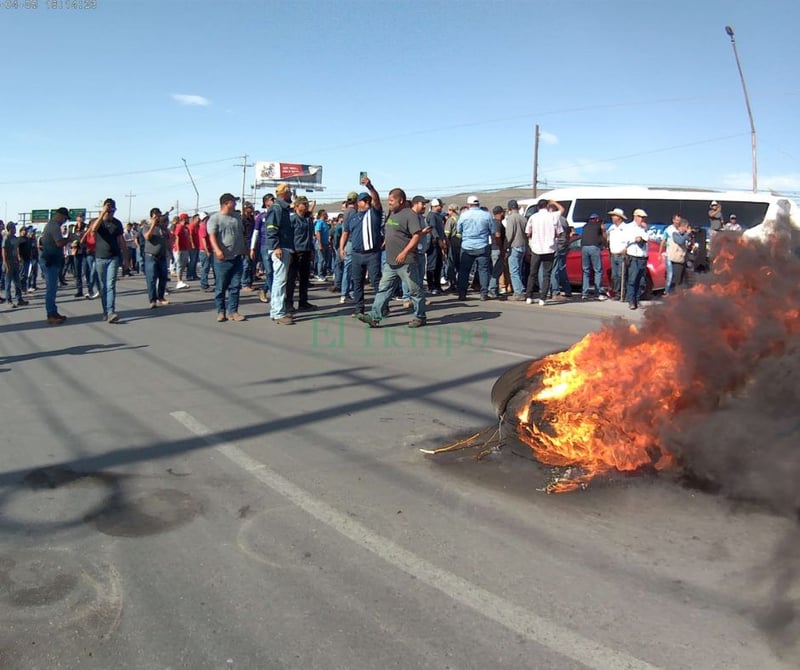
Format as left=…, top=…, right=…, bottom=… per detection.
left=722, top=172, right=800, bottom=193
left=539, top=131, right=559, bottom=145
left=171, top=93, right=210, bottom=107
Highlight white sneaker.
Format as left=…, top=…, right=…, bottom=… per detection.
left=538, top=299, right=545, bottom=306
left=525, top=298, right=533, bottom=304
left=176, top=281, right=188, bottom=289
left=339, top=296, right=346, bottom=304
left=598, top=294, right=608, bottom=301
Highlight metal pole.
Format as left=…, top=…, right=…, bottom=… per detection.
left=125, top=191, right=136, bottom=223
left=725, top=25, right=757, bottom=193
left=532, top=124, right=540, bottom=198
left=181, top=158, right=200, bottom=213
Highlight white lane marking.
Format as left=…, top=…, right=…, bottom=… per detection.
left=485, top=347, right=533, bottom=359
left=171, top=410, right=661, bottom=670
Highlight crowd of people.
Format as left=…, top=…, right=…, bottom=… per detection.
left=2, top=186, right=743, bottom=326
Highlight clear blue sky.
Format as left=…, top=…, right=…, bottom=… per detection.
left=1, top=0, right=798, bottom=222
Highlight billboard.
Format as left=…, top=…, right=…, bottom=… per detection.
left=255, top=162, right=324, bottom=191
left=30, top=208, right=87, bottom=222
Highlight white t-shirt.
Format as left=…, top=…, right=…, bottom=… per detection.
left=525, top=209, right=563, bottom=255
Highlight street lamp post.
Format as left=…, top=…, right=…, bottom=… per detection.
left=725, top=25, right=758, bottom=193
left=125, top=191, right=136, bottom=224
left=181, top=158, right=200, bottom=213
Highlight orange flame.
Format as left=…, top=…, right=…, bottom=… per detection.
left=514, top=233, right=800, bottom=492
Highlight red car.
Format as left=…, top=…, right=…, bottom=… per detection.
left=565, top=238, right=666, bottom=296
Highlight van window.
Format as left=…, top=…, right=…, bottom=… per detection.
left=523, top=200, right=572, bottom=220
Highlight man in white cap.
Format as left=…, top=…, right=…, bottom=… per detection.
left=623, top=208, right=650, bottom=310
left=455, top=195, right=493, bottom=300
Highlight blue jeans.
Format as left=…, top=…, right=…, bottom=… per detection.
left=340, top=245, right=353, bottom=298
left=73, top=254, right=85, bottom=293
left=95, top=256, right=119, bottom=316
left=84, top=255, right=98, bottom=295
left=664, top=257, right=673, bottom=295
left=581, top=245, right=603, bottom=296
left=626, top=257, right=647, bottom=307
left=488, top=249, right=504, bottom=296
left=269, top=249, right=292, bottom=319
left=187, top=248, right=199, bottom=280
left=28, top=257, right=39, bottom=289
left=351, top=250, right=381, bottom=314
left=145, top=253, right=169, bottom=302
left=4, top=265, right=22, bottom=303
left=610, top=253, right=625, bottom=297
left=213, top=255, right=243, bottom=315
left=550, top=248, right=571, bottom=296
left=259, top=248, right=273, bottom=294
left=242, top=253, right=254, bottom=287
left=42, top=260, right=61, bottom=317
left=315, top=247, right=327, bottom=278
left=507, top=246, right=526, bottom=296
left=369, top=262, right=426, bottom=322
left=458, top=245, right=490, bottom=297
left=200, top=251, right=214, bottom=288
left=333, top=250, right=343, bottom=290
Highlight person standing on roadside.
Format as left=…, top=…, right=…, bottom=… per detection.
left=581, top=211, right=609, bottom=300
left=502, top=199, right=528, bottom=300
left=39, top=207, right=70, bottom=324
left=89, top=198, right=128, bottom=323
left=357, top=188, right=426, bottom=329
left=240, top=201, right=257, bottom=292
left=658, top=213, right=681, bottom=297
left=186, top=213, right=201, bottom=280
left=172, top=213, right=192, bottom=289
left=264, top=183, right=295, bottom=325
left=624, top=208, right=650, bottom=310
left=207, top=193, right=247, bottom=323
left=455, top=195, right=493, bottom=301
left=2, top=222, right=28, bottom=309
left=488, top=205, right=507, bottom=299
left=340, top=181, right=383, bottom=318
left=251, top=193, right=275, bottom=303
left=197, top=211, right=214, bottom=291
left=426, top=198, right=446, bottom=295
left=71, top=214, right=87, bottom=297
left=143, top=208, right=171, bottom=309
left=524, top=199, right=564, bottom=306
left=286, top=195, right=316, bottom=312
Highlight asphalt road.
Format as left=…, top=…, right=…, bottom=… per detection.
left=0, top=276, right=796, bottom=670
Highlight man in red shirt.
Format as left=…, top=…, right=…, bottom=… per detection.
left=186, top=213, right=201, bottom=280
left=173, top=213, right=193, bottom=289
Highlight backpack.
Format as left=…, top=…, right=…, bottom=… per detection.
left=667, top=239, right=686, bottom=264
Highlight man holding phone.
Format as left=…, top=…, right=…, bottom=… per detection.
left=89, top=198, right=128, bottom=323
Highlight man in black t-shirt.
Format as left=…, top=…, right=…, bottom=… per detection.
left=357, top=188, right=426, bottom=328
left=89, top=197, right=129, bottom=323
left=580, top=211, right=608, bottom=300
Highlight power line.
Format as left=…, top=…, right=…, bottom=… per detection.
left=0, top=155, right=242, bottom=186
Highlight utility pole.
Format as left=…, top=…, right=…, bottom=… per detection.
left=181, top=158, right=200, bottom=213
left=532, top=124, right=540, bottom=198
left=124, top=191, right=136, bottom=223
left=235, top=154, right=254, bottom=207
left=725, top=25, right=757, bottom=192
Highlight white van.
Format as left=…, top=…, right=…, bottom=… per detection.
left=516, top=186, right=799, bottom=237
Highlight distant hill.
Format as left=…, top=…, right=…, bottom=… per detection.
left=313, top=186, right=540, bottom=213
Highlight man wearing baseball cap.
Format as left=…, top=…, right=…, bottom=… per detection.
left=455, top=195, right=492, bottom=301
left=207, top=192, right=247, bottom=322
